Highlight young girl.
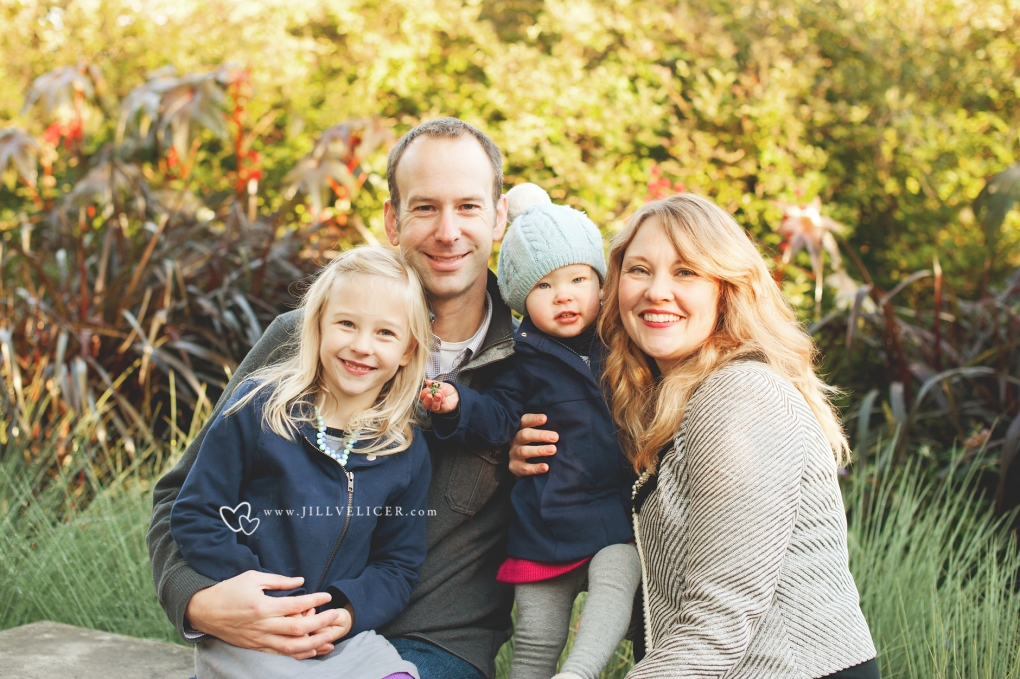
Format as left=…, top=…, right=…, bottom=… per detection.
left=171, top=246, right=433, bottom=679
left=420, top=185, right=640, bottom=679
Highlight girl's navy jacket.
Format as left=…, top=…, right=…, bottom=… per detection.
left=432, top=316, right=634, bottom=563
left=170, top=380, right=431, bottom=636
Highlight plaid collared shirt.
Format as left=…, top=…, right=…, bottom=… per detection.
left=425, top=292, right=493, bottom=384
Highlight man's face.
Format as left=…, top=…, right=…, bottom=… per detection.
left=384, top=135, right=507, bottom=302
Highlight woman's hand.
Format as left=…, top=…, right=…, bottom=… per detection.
left=419, top=381, right=459, bottom=413
left=508, top=413, right=559, bottom=477
left=185, top=571, right=342, bottom=658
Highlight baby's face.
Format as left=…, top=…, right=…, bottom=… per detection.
left=524, top=264, right=602, bottom=338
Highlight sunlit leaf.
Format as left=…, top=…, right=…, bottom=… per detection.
left=284, top=120, right=395, bottom=216
left=973, top=163, right=1020, bottom=253
left=117, top=66, right=235, bottom=157
left=0, top=128, right=41, bottom=187
left=160, top=72, right=229, bottom=157
left=775, top=197, right=851, bottom=317
left=22, top=64, right=96, bottom=122
left=117, top=73, right=176, bottom=144
left=66, top=157, right=150, bottom=211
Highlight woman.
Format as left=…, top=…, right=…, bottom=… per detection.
left=599, top=194, right=879, bottom=678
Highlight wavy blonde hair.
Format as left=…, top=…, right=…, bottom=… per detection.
left=599, top=193, right=849, bottom=473
left=226, top=246, right=431, bottom=457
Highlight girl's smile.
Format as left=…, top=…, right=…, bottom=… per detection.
left=340, top=358, right=377, bottom=375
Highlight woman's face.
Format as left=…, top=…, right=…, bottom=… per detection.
left=618, top=216, right=721, bottom=373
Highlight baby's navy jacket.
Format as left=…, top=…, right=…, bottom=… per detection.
left=170, top=380, right=431, bottom=636
left=432, top=315, right=634, bottom=563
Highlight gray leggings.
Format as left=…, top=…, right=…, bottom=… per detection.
left=195, top=629, right=419, bottom=679
left=510, top=543, right=641, bottom=679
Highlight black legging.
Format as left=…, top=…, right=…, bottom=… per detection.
left=819, top=658, right=880, bottom=679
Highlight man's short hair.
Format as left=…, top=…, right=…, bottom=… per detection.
left=386, top=117, right=503, bottom=218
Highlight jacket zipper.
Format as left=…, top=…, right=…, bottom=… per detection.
left=544, top=332, right=599, bottom=380
left=549, top=331, right=597, bottom=359
left=314, top=465, right=354, bottom=592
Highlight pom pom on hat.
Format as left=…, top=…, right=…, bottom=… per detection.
left=497, top=184, right=606, bottom=316
left=506, top=183, right=552, bottom=223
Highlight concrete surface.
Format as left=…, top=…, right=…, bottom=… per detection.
left=0, top=620, right=194, bottom=679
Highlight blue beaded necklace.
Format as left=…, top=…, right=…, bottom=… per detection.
left=314, top=406, right=361, bottom=467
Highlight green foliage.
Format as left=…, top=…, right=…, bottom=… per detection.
left=2, top=2, right=1019, bottom=471
left=3, top=0, right=1018, bottom=290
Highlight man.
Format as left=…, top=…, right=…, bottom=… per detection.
left=147, top=118, right=519, bottom=679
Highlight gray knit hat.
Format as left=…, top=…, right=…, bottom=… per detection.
left=497, top=183, right=607, bottom=316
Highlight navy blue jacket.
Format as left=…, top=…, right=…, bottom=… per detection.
left=432, top=316, right=634, bottom=563
left=170, top=380, right=430, bottom=636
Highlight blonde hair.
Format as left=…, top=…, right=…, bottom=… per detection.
left=227, top=246, right=431, bottom=457
left=599, top=194, right=849, bottom=473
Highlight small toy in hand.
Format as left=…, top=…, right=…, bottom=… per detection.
left=428, top=380, right=442, bottom=397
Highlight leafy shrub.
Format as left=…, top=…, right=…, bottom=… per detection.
left=1, top=61, right=394, bottom=490
left=3, top=0, right=1019, bottom=286
left=808, top=229, right=1020, bottom=513
left=753, top=155, right=1020, bottom=513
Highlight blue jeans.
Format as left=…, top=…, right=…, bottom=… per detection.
left=388, top=638, right=485, bottom=679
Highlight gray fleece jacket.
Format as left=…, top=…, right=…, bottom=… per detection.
left=146, top=271, right=517, bottom=679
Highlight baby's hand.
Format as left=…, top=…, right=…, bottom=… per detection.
left=420, top=380, right=459, bottom=414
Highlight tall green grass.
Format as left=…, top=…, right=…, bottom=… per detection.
left=0, top=388, right=207, bottom=644
left=0, top=471, right=179, bottom=643
left=847, top=460, right=1020, bottom=679
left=2, top=412, right=1017, bottom=677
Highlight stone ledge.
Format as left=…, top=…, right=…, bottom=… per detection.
left=0, top=621, right=193, bottom=679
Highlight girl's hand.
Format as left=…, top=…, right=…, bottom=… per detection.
left=326, top=603, right=354, bottom=642
left=420, top=381, right=459, bottom=414
left=286, top=602, right=351, bottom=654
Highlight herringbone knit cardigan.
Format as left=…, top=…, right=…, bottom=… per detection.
left=629, top=361, right=876, bottom=678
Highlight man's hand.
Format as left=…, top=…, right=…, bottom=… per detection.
left=508, top=413, right=558, bottom=478
left=185, top=571, right=344, bottom=659
left=419, top=381, right=459, bottom=414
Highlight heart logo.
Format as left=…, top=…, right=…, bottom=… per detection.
left=238, top=514, right=260, bottom=536
left=219, top=502, right=255, bottom=533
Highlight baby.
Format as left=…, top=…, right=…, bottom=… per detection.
left=420, top=184, right=639, bottom=679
